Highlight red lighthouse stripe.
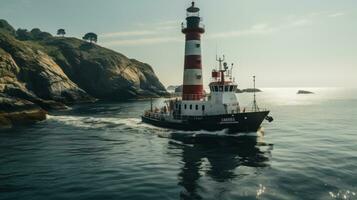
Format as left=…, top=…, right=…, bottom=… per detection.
left=184, top=55, right=202, bottom=69
left=182, top=85, right=204, bottom=100
left=186, top=32, right=201, bottom=40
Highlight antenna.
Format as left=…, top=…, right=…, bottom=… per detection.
left=229, top=63, right=234, bottom=80
left=252, top=75, right=260, bottom=112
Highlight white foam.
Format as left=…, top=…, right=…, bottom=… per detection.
left=47, top=115, right=146, bottom=130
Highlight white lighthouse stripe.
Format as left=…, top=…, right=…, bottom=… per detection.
left=185, top=40, right=201, bottom=56
left=183, top=69, right=203, bottom=85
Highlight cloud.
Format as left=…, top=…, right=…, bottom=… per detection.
left=101, top=36, right=180, bottom=46
left=290, top=19, right=312, bottom=27
left=207, top=12, right=330, bottom=40
left=208, top=23, right=276, bottom=39
left=99, top=20, right=180, bottom=46
left=329, top=12, right=345, bottom=18
left=101, top=30, right=156, bottom=38
left=100, top=11, right=346, bottom=46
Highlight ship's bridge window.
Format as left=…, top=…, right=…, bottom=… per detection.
left=225, top=86, right=229, bottom=92
left=214, top=86, right=218, bottom=92
left=195, top=105, right=198, bottom=110
left=202, top=105, right=205, bottom=111
left=229, top=86, right=234, bottom=92
left=184, top=104, right=187, bottom=109
left=219, top=86, right=223, bottom=92
left=190, top=105, right=192, bottom=110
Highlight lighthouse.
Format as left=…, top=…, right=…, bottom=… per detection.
left=142, top=1, right=273, bottom=132
left=181, top=1, right=205, bottom=101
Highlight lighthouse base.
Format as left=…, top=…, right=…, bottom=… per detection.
left=141, top=111, right=270, bottom=133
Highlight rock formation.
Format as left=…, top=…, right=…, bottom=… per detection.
left=0, top=19, right=168, bottom=128
left=236, top=88, right=262, bottom=93
left=297, top=90, right=314, bottom=94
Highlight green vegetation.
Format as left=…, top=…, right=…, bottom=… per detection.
left=82, top=32, right=98, bottom=43
left=57, top=29, right=66, bottom=37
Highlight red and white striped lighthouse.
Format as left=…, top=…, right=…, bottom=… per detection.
left=181, top=1, right=205, bottom=101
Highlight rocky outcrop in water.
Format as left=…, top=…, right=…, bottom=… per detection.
left=297, top=90, right=314, bottom=94
left=0, top=94, right=47, bottom=128
left=0, top=19, right=168, bottom=127
left=236, top=88, right=262, bottom=93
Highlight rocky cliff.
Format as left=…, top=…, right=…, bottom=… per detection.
left=0, top=19, right=167, bottom=128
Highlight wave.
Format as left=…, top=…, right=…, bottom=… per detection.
left=46, top=115, right=262, bottom=141
left=47, top=115, right=139, bottom=129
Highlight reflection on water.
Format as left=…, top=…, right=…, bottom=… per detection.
left=168, top=136, right=273, bottom=200
left=1, top=88, right=357, bottom=200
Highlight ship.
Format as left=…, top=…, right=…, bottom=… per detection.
left=142, top=1, right=273, bottom=133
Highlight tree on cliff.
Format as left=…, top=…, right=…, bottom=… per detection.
left=16, top=29, right=32, bottom=40
left=82, top=32, right=97, bottom=43
left=57, top=29, right=66, bottom=37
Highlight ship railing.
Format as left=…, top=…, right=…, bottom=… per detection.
left=144, top=111, right=166, bottom=120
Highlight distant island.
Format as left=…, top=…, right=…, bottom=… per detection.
left=236, top=88, right=262, bottom=93
left=297, top=90, right=314, bottom=94
left=0, top=19, right=168, bottom=128
left=167, top=85, right=178, bottom=91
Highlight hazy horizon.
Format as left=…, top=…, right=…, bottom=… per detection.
left=1, top=0, right=356, bottom=88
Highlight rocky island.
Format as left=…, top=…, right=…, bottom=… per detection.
left=297, top=90, right=314, bottom=94
left=0, top=19, right=167, bottom=128
left=236, top=88, right=262, bottom=93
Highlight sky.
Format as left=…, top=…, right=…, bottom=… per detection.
left=1, top=0, right=356, bottom=88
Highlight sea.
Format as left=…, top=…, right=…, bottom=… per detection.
left=0, top=88, right=356, bottom=200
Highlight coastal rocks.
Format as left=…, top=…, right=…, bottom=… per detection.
left=0, top=31, right=95, bottom=104
left=0, top=19, right=168, bottom=127
left=41, top=38, right=168, bottom=100
left=297, top=90, right=314, bottom=94
left=0, top=94, right=47, bottom=128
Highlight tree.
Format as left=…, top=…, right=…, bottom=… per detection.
left=57, top=29, right=66, bottom=37
left=31, top=28, right=52, bottom=40
left=82, top=32, right=97, bottom=43
left=16, top=29, right=32, bottom=40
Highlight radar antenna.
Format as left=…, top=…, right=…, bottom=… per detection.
left=216, top=55, right=225, bottom=71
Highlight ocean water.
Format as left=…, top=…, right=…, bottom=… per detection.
left=0, top=88, right=356, bottom=200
